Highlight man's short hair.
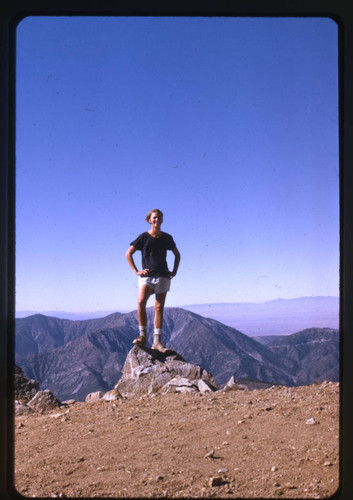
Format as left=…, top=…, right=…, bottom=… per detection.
left=145, top=209, right=163, bottom=222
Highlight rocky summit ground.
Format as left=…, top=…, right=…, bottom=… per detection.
left=14, top=381, right=340, bottom=498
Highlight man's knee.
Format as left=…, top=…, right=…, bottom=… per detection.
left=138, top=292, right=150, bottom=308
left=155, top=294, right=166, bottom=313
left=138, top=297, right=148, bottom=309
left=155, top=301, right=164, bottom=314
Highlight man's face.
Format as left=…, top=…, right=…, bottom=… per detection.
left=149, top=212, right=163, bottom=227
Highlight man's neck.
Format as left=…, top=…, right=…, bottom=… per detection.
left=148, top=227, right=162, bottom=237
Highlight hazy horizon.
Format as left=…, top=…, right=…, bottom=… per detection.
left=15, top=294, right=339, bottom=316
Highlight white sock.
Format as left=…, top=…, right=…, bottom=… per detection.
left=139, top=326, right=147, bottom=337
left=153, top=328, right=162, bottom=344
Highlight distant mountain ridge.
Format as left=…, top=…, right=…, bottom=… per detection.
left=15, top=310, right=121, bottom=320
left=16, top=296, right=339, bottom=335
left=15, top=312, right=124, bottom=358
left=183, top=296, right=339, bottom=336
left=255, top=328, right=339, bottom=384
left=15, top=307, right=339, bottom=401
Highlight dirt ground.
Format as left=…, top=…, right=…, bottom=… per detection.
left=13, top=381, right=340, bottom=498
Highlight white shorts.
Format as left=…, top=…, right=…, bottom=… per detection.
left=138, top=276, right=171, bottom=294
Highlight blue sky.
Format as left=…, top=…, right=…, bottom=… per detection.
left=15, top=16, right=339, bottom=313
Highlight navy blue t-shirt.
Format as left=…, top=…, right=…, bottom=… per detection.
left=130, top=231, right=176, bottom=277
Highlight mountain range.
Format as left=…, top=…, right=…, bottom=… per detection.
left=15, top=307, right=339, bottom=402
left=15, top=296, right=339, bottom=336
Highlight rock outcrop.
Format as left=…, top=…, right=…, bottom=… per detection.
left=27, top=390, right=61, bottom=411
left=220, top=375, right=240, bottom=392
left=15, top=390, right=61, bottom=414
left=85, top=391, right=104, bottom=402
left=14, top=364, right=62, bottom=414
left=15, top=400, right=34, bottom=415
left=14, top=364, right=39, bottom=403
left=114, top=346, right=218, bottom=397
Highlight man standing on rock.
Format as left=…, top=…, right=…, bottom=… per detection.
left=125, top=209, right=181, bottom=352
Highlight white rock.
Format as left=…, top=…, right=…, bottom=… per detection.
left=198, top=379, right=215, bottom=393
left=85, top=391, right=104, bottom=402
left=15, top=401, right=33, bottom=415
left=305, top=418, right=317, bottom=425
left=62, top=399, right=76, bottom=405
left=103, top=389, right=123, bottom=401
left=221, top=375, right=239, bottom=392
left=175, top=386, right=197, bottom=393
left=161, top=376, right=199, bottom=393
left=28, top=390, right=61, bottom=411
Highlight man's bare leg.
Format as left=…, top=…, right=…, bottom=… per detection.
left=133, top=285, right=153, bottom=347
left=154, top=292, right=167, bottom=329
left=152, top=292, right=170, bottom=352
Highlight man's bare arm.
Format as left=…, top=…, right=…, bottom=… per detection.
left=125, top=246, right=150, bottom=276
left=169, top=247, right=181, bottom=278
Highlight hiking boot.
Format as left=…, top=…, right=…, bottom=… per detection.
left=151, top=341, right=170, bottom=353
left=132, top=335, right=147, bottom=347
